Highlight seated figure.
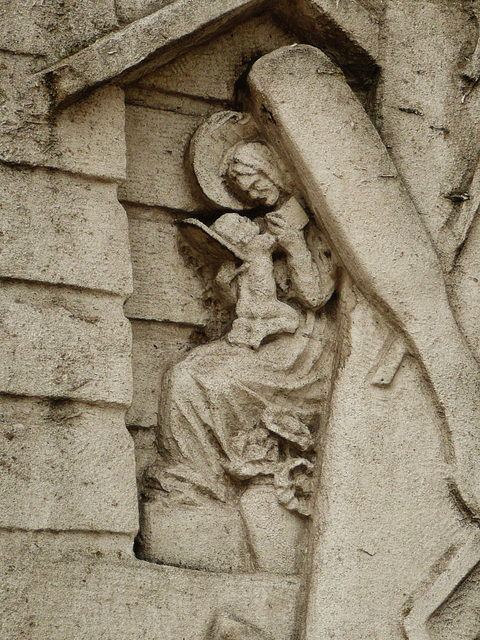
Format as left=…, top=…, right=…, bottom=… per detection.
left=138, top=130, right=338, bottom=574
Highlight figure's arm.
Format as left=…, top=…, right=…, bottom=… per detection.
left=266, top=210, right=335, bottom=309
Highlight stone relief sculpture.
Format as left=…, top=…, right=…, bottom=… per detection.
left=138, top=45, right=480, bottom=639
left=138, top=111, right=339, bottom=577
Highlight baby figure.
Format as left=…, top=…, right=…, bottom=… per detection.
left=180, top=207, right=304, bottom=350
left=211, top=212, right=299, bottom=349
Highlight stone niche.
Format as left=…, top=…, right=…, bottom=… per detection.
left=122, top=12, right=298, bottom=492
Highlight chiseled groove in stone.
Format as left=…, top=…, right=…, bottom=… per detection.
left=124, top=86, right=233, bottom=116
left=0, top=276, right=128, bottom=305
left=0, top=158, right=120, bottom=185
left=120, top=198, right=200, bottom=218
left=0, top=390, right=129, bottom=414
left=35, top=0, right=268, bottom=108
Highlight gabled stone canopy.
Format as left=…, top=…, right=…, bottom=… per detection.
left=34, top=0, right=379, bottom=109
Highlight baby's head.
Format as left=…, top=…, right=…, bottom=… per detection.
left=211, top=213, right=260, bottom=248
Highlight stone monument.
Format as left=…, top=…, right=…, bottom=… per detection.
left=2, top=1, right=480, bottom=639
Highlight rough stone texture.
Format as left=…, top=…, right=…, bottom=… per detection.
left=0, top=282, right=132, bottom=406
left=377, top=1, right=480, bottom=244
left=37, top=0, right=268, bottom=107
left=247, top=42, right=480, bottom=640
left=0, top=82, right=126, bottom=180
left=0, top=164, right=132, bottom=296
left=127, top=320, right=196, bottom=428
left=0, top=0, right=118, bottom=60
left=5, top=2, right=480, bottom=640
left=120, top=106, right=205, bottom=210
left=137, top=14, right=295, bottom=102
left=305, top=294, right=468, bottom=639
left=452, top=212, right=480, bottom=360
left=53, top=85, right=127, bottom=181
left=140, top=497, right=253, bottom=572
left=0, top=558, right=300, bottom=640
left=0, top=529, right=135, bottom=561
left=116, top=0, right=176, bottom=25
left=124, top=207, right=209, bottom=322
left=275, top=0, right=379, bottom=70
left=129, top=427, right=158, bottom=482
left=124, top=84, right=222, bottom=116
left=0, top=396, right=138, bottom=534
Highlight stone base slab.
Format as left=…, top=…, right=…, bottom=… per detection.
left=0, top=556, right=301, bottom=640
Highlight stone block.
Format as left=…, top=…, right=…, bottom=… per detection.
left=127, top=319, right=196, bottom=428
left=0, top=77, right=126, bottom=181
left=0, top=558, right=300, bottom=640
left=0, top=396, right=138, bottom=534
left=124, top=206, right=209, bottom=324
left=0, top=282, right=132, bottom=406
left=0, top=165, right=132, bottom=296
left=119, top=106, right=205, bottom=210
left=139, top=497, right=253, bottom=572
left=139, top=15, right=295, bottom=102
left=54, top=85, right=126, bottom=181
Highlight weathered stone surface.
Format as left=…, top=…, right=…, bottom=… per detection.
left=127, top=319, right=196, bottom=428
left=124, top=206, right=209, bottom=322
left=0, top=80, right=126, bottom=180
left=0, top=396, right=138, bottom=534
left=54, top=85, right=126, bottom=181
left=275, top=0, right=379, bottom=74
left=304, top=294, right=468, bottom=639
left=0, top=164, right=132, bottom=296
left=248, top=44, right=480, bottom=521
left=0, top=529, right=134, bottom=561
left=240, top=483, right=306, bottom=575
left=4, top=4, right=480, bottom=640
left=0, top=282, right=132, bottom=406
left=128, top=427, right=158, bottom=482
left=452, top=213, right=480, bottom=361
left=140, top=497, right=253, bottom=572
left=119, top=106, right=204, bottom=209
left=377, top=2, right=480, bottom=244
left=0, top=0, right=118, bottom=60
left=116, top=0, right=175, bottom=25
left=138, top=15, right=295, bottom=102
left=0, top=558, right=300, bottom=640
left=37, top=0, right=267, bottom=107
left=124, top=84, right=221, bottom=116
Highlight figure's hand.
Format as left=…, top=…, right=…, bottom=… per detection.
left=265, top=212, right=304, bottom=252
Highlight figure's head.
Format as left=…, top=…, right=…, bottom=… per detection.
left=211, top=212, right=260, bottom=248
left=225, top=142, right=288, bottom=207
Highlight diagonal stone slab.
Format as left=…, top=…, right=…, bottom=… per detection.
left=247, top=44, right=480, bottom=521
left=35, top=0, right=267, bottom=108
